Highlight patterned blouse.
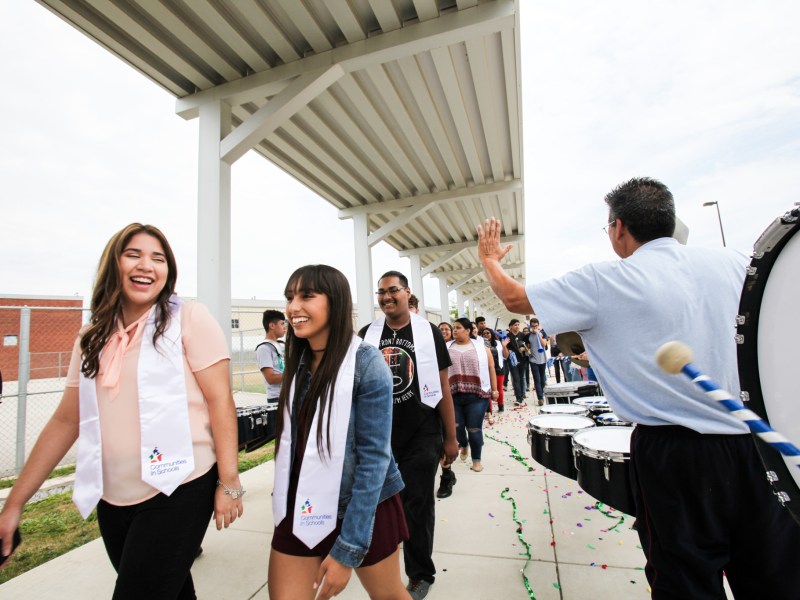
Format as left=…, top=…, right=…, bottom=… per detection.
left=448, top=342, right=488, bottom=398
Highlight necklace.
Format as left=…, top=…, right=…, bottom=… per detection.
left=387, top=320, right=409, bottom=342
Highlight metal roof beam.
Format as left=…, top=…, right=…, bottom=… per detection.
left=338, top=179, right=521, bottom=218
left=420, top=247, right=468, bottom=276
left=447, top=275, right=477, bottom=293
left=367, top=201, right=435, bottom=247
left=398, top=233, right=523, bottom=257
left=435, top=262, right=524, bottom=278
left=176, top=0, right=515, bottom=118
left=220, top=65, right=344, bottom=164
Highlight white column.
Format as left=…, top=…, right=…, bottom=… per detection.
left=438, top=277, right=450, bottom=323
left=469, top=298, right=475, bottom=320
left=197, top=101, right=232, bottom=349
left=409, top=254, right=425, bottom=312
left=353, top=213, right=374, bottom=328
left=456, top=289, right=465, bottom=318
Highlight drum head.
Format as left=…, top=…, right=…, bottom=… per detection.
left=573, top=426, right=633, bottom=454
left=544, top=382, right=580, bottom=391
left=540, top=404, right=590, bottom=416
left=738, top=208, right=800, bottom=523
left=528, top=414, right=595, bottom=434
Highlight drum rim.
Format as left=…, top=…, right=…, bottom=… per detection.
left=737, top=207, right=800, bottom=523
left=572, top=426, right=633, bottom=460
left=540, top=405, right=590, bottom=414
left=528, top=414, right=595, bottom=435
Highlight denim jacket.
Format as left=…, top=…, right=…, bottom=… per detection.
left=290, top=342, right=403, bottom=568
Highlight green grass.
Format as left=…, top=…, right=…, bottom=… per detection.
left=0, top=465, right=77, bottom=490
left=0, top=442, right=275, bottom=584
left=238, top=441, right=275, bottom=472
left=0, top=493, right=100, bottom=585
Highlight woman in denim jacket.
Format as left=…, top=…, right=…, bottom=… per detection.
left=269, top=264, right=410, bottom=600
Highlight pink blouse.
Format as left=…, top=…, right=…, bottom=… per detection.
left=66, top=301, right=229, bottom=505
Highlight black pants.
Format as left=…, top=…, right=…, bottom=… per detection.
left=509, top=362, right=526, bottom=402
left=394, top=433, right=442, bottom=584
left=553, top=359, right=564, bottom=383
left=630, top=426, right=800, bottom=599
left=529, top=362, right=546, bottom=401
left=97, top=465, right=217, bottom=600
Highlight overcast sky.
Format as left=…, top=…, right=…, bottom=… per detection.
left=2, top=1, right=799, bottom=312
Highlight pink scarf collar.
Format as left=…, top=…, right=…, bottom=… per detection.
left=99, top=310, right=149, bottom=399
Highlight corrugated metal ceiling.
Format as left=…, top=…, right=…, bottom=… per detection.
left=38, top=0, right=524, bottom=319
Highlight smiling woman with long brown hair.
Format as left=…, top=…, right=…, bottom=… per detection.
left=0, top=223, right=241, bottom=599
left=269, top=264, right=409, bottom=600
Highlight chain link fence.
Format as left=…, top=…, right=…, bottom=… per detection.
left=0, top=305, right=278, bottom=478
left=230, top=308, right=270, bottom=398
left=1, top=304, right=88, bottom=478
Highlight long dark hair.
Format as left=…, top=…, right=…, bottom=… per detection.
left=275, top=265, right=354, bottom=459
left=454, top=317, right=475, bottom=340
left=483, top=328, right=498, bottom=347
left=80, top=223, right=178, bottom=378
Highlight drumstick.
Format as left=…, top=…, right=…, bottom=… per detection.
left=655, top=341, right=800, bottom=468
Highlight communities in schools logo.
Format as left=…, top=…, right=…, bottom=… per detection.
left=300, top=498, right=313, bottom=515
left=149, top=447, right=163, bottom=463
left=422, top=384, right=438, bottom=399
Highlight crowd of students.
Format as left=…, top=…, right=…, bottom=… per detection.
left=5, top=176, right=796, bottom=600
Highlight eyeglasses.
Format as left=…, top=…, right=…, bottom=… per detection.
left=602, top=219, right=616, bottom=234
left=375, top=286, right=407, bottom=297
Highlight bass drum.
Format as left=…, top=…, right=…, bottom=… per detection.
left=737, top=206, right=800, bottom=525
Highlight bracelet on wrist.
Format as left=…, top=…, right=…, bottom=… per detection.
left=217, top=479, right=246, bottom=500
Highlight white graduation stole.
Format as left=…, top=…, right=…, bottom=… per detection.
left=448, top=339, right=491, bottom=392
left=363, top=312, right=442, bottom=408
left=272, top=334, right=360, bottom=548
left=73, top=299, right=194, bottom=518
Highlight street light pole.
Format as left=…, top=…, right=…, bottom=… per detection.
left=702, top=201, right=727, bottom=247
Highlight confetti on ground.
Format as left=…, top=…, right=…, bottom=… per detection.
left=499, top=487, right=538, bottom=600
left=553, top=582, right=561, bottom=590
left=488, top=513, right=494, bottom=518
left=587, top=544, right=596, bottom=550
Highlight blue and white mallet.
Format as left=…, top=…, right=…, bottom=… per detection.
left=655, top=341, right=800, bottom=469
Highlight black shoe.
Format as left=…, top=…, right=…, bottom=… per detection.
left=194, top=546, right=203, bottom=560
left=498, top=405, right=505, bottom=413
left=436, top=468, right=456, bottom=498
left=407, top=579, right=433, bottom=600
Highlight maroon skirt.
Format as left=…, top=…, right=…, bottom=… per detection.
left=272, top=492, right=408, bottom=567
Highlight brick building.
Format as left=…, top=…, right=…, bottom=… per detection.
left=0, top=295, right=84, bottom=381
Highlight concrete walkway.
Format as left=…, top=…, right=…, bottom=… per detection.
left=1, top=402, right=657, bottom=599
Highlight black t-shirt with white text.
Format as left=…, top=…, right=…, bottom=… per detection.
left=358, top=320, right=451, bottom=451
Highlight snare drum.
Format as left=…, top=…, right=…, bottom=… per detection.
left=543, top=381, right=601, bottom=405
left=539, top=404, right=590, bottom=418
left=527, top=415, right=595, bottom=479
left=573, top=396, right=612, bottom=418
left=595, top=412, right=633, bottom=427
left=738, top=207, right=800, bottom=525
left=572, top=426, right=635, bottom=515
